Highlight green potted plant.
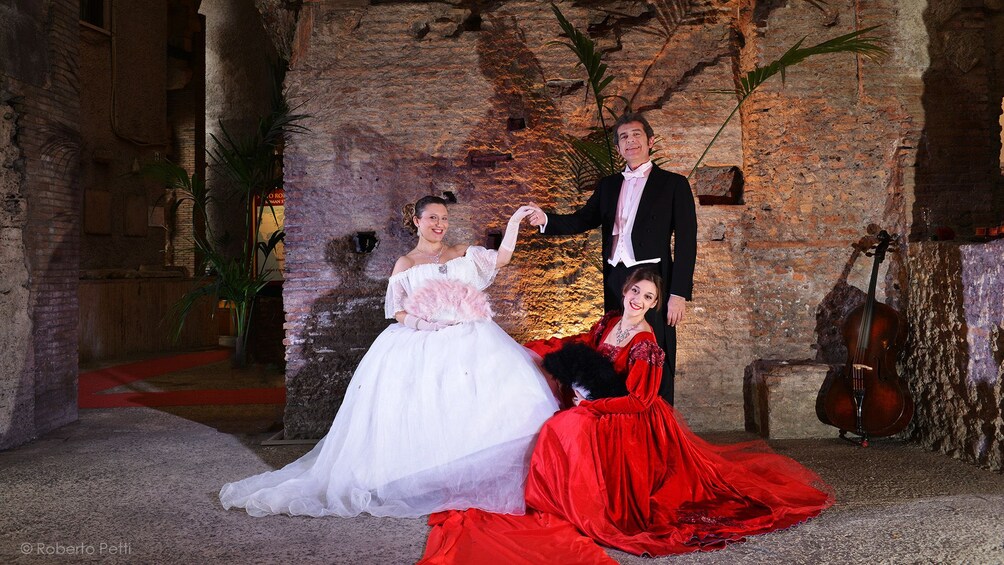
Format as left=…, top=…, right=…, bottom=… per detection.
left=146, top=69, right=308, bottom=367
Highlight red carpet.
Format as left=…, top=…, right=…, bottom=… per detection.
left=79, top=349, right=286, bottom=408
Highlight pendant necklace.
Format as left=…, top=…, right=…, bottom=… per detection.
left=423, top=247, right=443, bottom=263
left=614, top=318, right=643, bottom=343
left=421, top=246, right=448, bottom=274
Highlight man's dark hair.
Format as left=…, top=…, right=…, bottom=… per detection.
left=612, top=112, right=655, bottom=140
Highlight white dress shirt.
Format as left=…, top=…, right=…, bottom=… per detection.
left=538, top=160, right=679, bottom=300
left=608, top=161, right=660, bottom=268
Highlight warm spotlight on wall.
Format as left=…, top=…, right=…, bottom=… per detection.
left=352, top=231, right=379, bottom=253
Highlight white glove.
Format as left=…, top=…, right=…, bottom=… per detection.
left=404, top=314, right=449, bottom=331
left=500, top=206, right=534, bottom=252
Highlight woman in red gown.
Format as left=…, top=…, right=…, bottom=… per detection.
left=421, top=268, right=833, bottom=562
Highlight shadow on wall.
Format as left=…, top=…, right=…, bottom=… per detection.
left=913, top=4, right=1004, bottom=239
left=467, top=12, right=603, bottom=342
left=278, top=119, right=488, bottom=438
left=282, top=236, right=390, bottom=439
left=814, top=280, right=867, bottom=366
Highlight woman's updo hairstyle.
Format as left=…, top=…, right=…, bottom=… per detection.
left=622, top=266, right=663, bottom=310
left=402, top=195, right=449, bottom=236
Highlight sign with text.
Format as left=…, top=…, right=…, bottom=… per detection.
left=254, top=189, right=285, bottom=283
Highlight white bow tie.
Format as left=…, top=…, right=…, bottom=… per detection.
left=623, top=161, right=651, bottom=180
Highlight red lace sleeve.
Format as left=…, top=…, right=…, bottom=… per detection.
left=581, top=336, right=664, bottom=414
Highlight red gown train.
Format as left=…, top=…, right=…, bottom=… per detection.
left=421, top=312, right=833, bottom=563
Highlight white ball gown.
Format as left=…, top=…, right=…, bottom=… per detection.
left=219, top=246, right=559, bottom=517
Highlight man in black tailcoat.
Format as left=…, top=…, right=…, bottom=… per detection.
left=528, top=112, right=698, bottom=405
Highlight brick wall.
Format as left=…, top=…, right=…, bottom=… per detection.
left=0, top=0, right=81, bottom=449
left=279, top=0, right=1004, bottom=436
left=78, top=0, right=171, bottom=272
left=166, top=3, right=206, bottom=276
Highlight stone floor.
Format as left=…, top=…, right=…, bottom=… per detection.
left=2, top=353, right=1003, bottom=564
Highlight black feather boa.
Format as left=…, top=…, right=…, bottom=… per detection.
left=542, top=342, right=627, bottom=400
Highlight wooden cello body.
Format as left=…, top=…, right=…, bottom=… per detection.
left=822, top=231, right=913, bottom=446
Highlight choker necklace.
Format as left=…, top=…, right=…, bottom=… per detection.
left=614, top=317, right=644, bottom=343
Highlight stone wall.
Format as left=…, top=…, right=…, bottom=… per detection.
left=904, top=240, right=1003, bottom=472
left=0, top=0, right=80, bottom=449
left=989, top=5, right=1004, bottom=215
left=278, top=0, right=1004, bottom=436
left=0, top=97, right=34, bottom=450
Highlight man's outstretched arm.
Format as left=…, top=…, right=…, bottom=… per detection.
left=527, top=184, right=604, bottom=236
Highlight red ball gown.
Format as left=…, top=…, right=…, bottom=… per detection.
left=421, top=312, right=833, bottom=563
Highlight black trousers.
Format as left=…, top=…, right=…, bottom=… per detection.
left=604, top=263, right=676, bottom=405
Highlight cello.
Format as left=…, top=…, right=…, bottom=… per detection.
left=822, top=230, right=913, bottom=446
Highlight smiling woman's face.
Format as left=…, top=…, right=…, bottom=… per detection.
left=414, top=203, right=449, bottom=243
left=623, top=279, right=658, bottom=316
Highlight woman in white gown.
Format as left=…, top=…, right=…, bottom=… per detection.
left=220, top=196, right=559, bottom=518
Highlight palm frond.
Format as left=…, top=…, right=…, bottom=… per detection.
left=141, top=157, right=212, bottom=238
left=737, top=26, right=886, bottom=98
left=562, top=137, right=610, bottom=191
left=560, top=127, right=625, bottom=191
left=689, top=25, right=887, bottom=177
left=165, top=279, right=219, bottom=342
left=549, top=5, right=604, bottom=86
left=550, top=3, right=618, bottom=166
left=560, top=127, right=679, bottom=191
left=256, top=229, right=285, bottom=266
left=142, top=158, right=195, bottom=193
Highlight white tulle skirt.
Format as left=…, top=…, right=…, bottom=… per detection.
left=219, top=320, right=559, bottom=518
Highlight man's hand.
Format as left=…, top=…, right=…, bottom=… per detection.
left=526, top=202, right=546, bottom=227
left=666, top=295, right=686, bottom=327
left=508, top=206, right=535, bottom=226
